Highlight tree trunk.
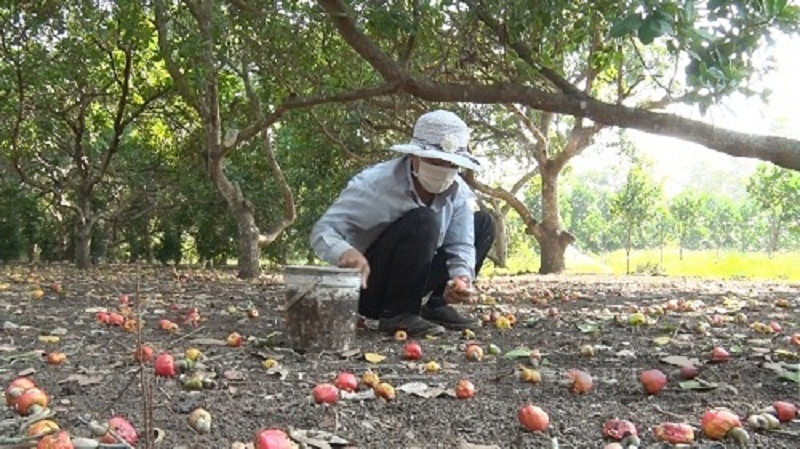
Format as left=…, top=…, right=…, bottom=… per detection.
left=209, top=156, right=261, bottom=279
left=75, top=220, right=92, bottom=269
left=486, top=201, right=508, bottom=268
left=74, top=198, right=93, bottom=269
left=625, top=227, right=632, bottom=275
left=537, top=163, right=574, bottom=274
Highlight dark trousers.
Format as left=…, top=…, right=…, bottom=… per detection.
left=359, top=207, right=495, bottom=319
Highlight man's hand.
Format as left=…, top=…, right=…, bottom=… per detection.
left=338, top=248, right=370, bottom=289
left=444, top=275, right=474, bottom=304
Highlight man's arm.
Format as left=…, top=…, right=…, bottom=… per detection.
left=442, top=191, right=477, bottom=280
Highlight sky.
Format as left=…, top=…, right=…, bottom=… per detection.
left=571, top=34, right=800, bottom=199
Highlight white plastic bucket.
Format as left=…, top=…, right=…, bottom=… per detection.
left=284, top=265, right=361, bottom=353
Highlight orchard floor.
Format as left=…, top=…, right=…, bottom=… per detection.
left=2, top=265, right=800, bottom=449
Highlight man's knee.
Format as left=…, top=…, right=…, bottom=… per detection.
left=398, top=207, right=439, bottom=242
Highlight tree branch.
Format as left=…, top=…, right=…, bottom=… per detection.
left=309, top=111, right=371, bottom=163
left=153, top=0, right=203, bottom=114
left=317, top=0, right=800, bottom=171
left=468, top=0, right=584, bottom=96
left=463, top=171, right=542, bottom=239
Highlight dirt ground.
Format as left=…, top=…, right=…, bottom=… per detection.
left=2, top=265, right=800, bottom=448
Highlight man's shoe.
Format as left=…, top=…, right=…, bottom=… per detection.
left=378, top=313, right=445, bottom=336
left=420, top=304, right=477, bottom=331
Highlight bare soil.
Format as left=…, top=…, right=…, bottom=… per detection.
left=2, top=265, right=800, bottom=448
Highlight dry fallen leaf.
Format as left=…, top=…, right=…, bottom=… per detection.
left=364, top=352, right=386, bottom=364
left=661, top=355, right=701, bottom=367
left=38, top=335, right=60, bottom=343
left=652, top=336, right=672, bottom=346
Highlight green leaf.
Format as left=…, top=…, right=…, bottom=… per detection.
left=779, top=369, right=800, bottom=384
left=610, top=13, right=643, bottom=38
left=638, top=15, right=673, bottom=45
left=502, top=348, right=533, bottom=359
left=679, top=379, right=719, bottom=391
left=576, top=321, right=600, bottom=333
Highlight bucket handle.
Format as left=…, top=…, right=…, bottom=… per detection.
left=285, top=279, right=321, bottom=311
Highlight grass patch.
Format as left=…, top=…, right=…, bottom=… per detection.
left=485, top=247, right=800, bottom=281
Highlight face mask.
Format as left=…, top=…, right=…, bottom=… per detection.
left=413, top=160, right=459, bottom=194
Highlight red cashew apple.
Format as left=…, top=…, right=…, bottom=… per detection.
left=312, top=383, right=339, bottom=404
left=711, top=346, right=730, bottom=362
left=465, top=344, right=484, bottom=362
left=96, top=311, right=110, bottom=324
left=455, top=379, right=475, bottom=399
left=518, top=404, right=549, bottom=432
left=640, top=369, right=667, bottom=395
left=36, top=430, right=74, bottom=449
left=334, top=372, right=358, bottom=393
left=254, top=428, right=292, bottom=449
left=107, top=313, right=125, bottom=326
left=99, top=416, right=139, bottom=445
left=701, top=408, right=742, bottom=440
left=5, top=377, right=36, bottom=407
left=680, top=365, right=700, bottom=380
left=134, top=344, right=154, bottom=363
left=566, top=369, right=593, bottom=394
left=790, top=333, right=800, bottom=346
left=603, top=419, right=638, bottom=441
left=403, top=342, right=422, bottom=360
left=227, top=332, right=244, bottom=347
left=653, top=422, right=695, bottom=444
left=772, top=401, right=798, bottom=423
left=15, top=387, right=48, bottom=416
left=154, top=353, right=176, bottom=377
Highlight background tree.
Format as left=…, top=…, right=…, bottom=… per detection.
left=611, top=155, right=662, bottom=273
left=746, top=162, right=800, bottom=256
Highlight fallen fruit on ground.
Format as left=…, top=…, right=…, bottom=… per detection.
left=495, top=316, right=511, bottom=329
left=465, top=344, right=484, bottom=361
left=133, top=344, right=154, bottom=363
left=602, top=419, right=637, bottom=441
left=5, top=377, right=36, bottom=407
left=640, top=369, right=667, bottom=395
left=361, top=370, right=380, bottom=389
left=47, top=352, right=67, bottom=365
left=312, top=383, right=339, bottom=404
left=462, top=329, right=475, bottom=339
left=518, top=366, right=542, bottom=384
left=455, top=379, right=475, bottom=399
left=27, top=419, right=60, bottom=436
left=154, top=353, right=176, bottom=377
left=159, top=319, right=178, bottom=332
left=375, top=382, right=396, bottom=401
left=748, top=413, right=780, bottom=430
left=189, top=408, right=212, bottom=433
left=518, top=404, right=549, bottom=432
left=711, top=346, right=730, bottom=362
left=99, top=416, right=139, bottom=445
left=653, top=422, right=695, bottom=444
left=772, top=401, right=797, bottom=423
left=680, top=364, right=700, bottom=380
left=36, top=430, right=73, bottom=449
left=791, top=333, right=800, bottom=346
left=335, top=372, right=358, bottom=392
left=488, top=343, right=501, bottom=355
left=227, top=332, right=244, bottom=347
left=701, top=408, right=742, bottom=440
left=403, top=342, right=422, bottom=360
left=185, top=347, right=202, bottom=362
left=425, top=361, right=441, bottom=373
left=254, top=428, right=292, bottom=449
left=394, top=329, right=407, bottom=342
left=14, top=387, right=48, bottom=416
left=566, top=369, right=593, bottom=394
left=262, top=358, right=279, bottom=369
left=580, top=344, right=595, bottom=357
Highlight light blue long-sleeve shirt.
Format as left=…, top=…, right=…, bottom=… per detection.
left=310, top=156, right=477, bottom=280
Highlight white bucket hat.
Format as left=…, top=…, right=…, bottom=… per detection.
left=390, top=110, right=483, bottom=172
